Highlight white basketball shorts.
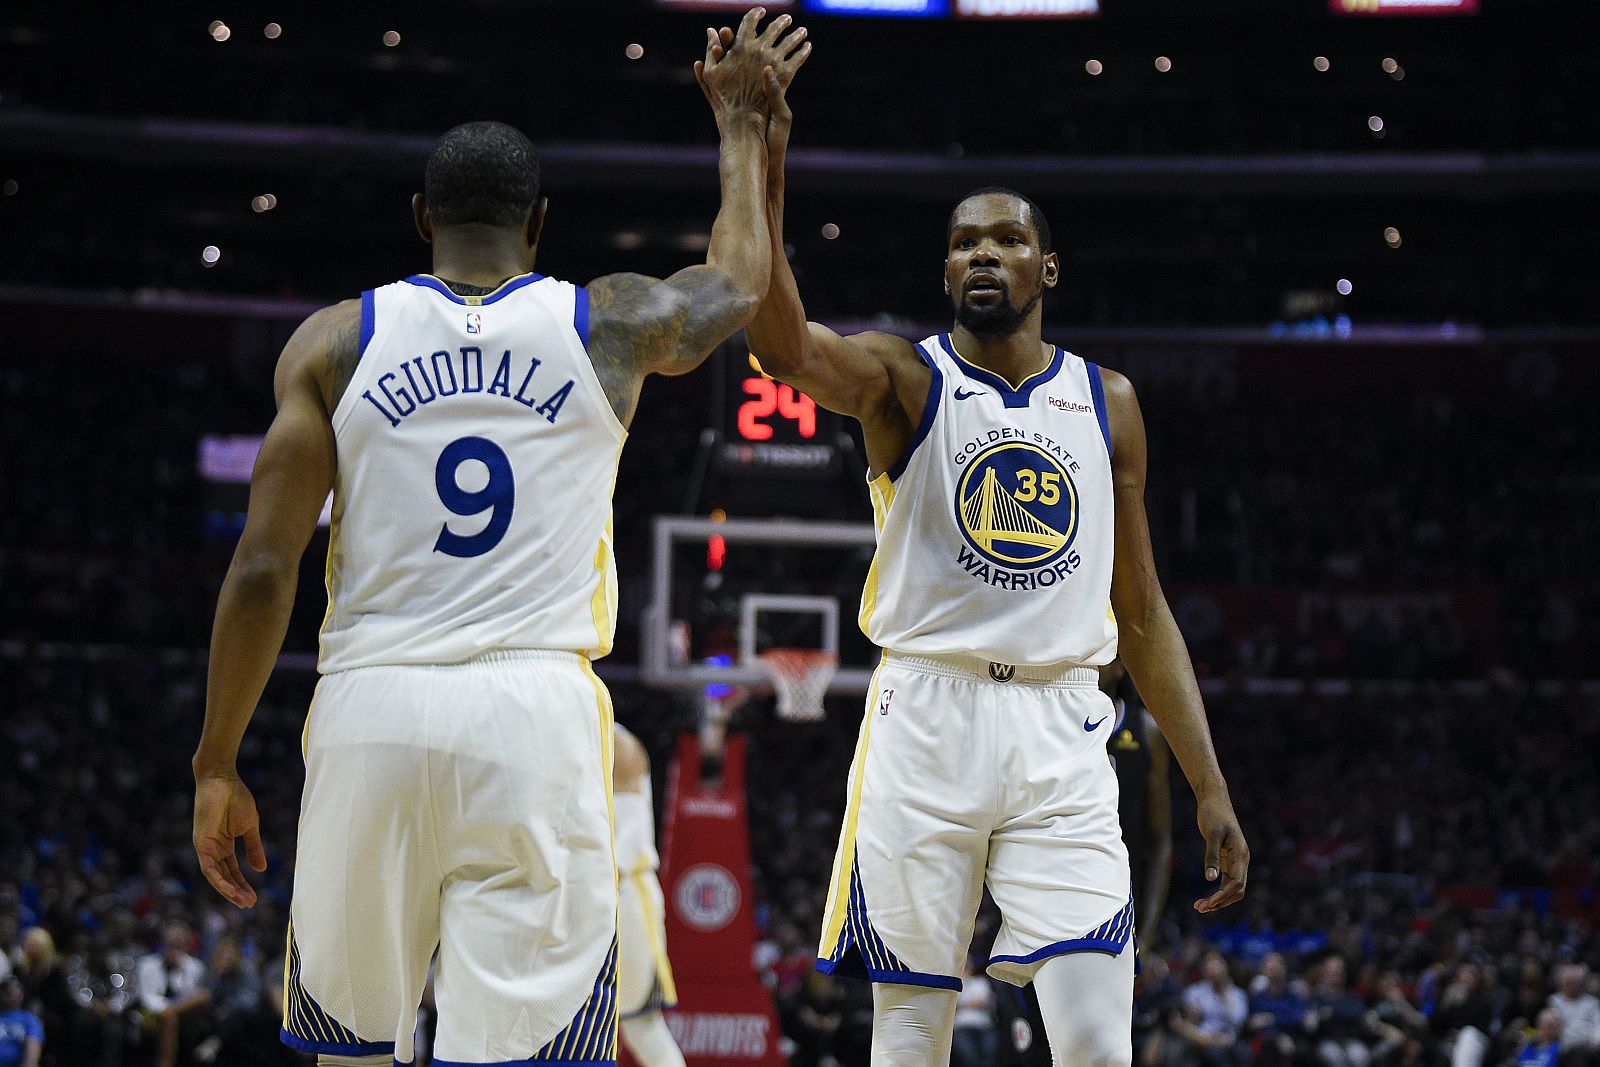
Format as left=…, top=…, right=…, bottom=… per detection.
left=283, top=650, right=619, bottom=1066
left=818, top=652, right=1133, bottom=990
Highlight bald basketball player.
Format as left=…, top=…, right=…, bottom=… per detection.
left=715, top=45, right=1250, bottom=1067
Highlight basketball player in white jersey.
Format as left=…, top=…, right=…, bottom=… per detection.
left=612, top=725, right=686, bottom=1067
left=190, top=12, right=811, bottom=1067
left=735, top=61, right=1249, bottom=1067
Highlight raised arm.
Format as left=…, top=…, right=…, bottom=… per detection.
left=584, top=10, right=800, bottom=427
left=738, top=42, right=930, bottom=476
left=1103, top=368, right=1249, bottom=914
left=191, top=301, right=347, bottom=908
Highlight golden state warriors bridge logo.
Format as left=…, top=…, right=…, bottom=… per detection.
left=954, top=442, right=1083, bottom=589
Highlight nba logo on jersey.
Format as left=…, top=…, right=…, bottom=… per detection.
left=465, top=312, right=482, bottom=334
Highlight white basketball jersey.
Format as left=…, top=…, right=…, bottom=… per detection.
left=318, top=273, right=625, bottom=672
left=860, top=334, right=1118, bottom=666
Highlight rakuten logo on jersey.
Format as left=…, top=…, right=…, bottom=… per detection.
left=1048, top=396, right=1094, bottom=415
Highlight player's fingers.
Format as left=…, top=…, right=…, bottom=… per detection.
left=786, top=40, right=813, bottom=76
left=197, top=847, right=252, bottom=908
left=759, top=12, right=793, bottom=45
left=243, top=826, right=268, bottom=872
left=718, top=26, right=734, bottom=46
left=1203, top=834, right=1221, bottom=883
left=778, top=25, right=808, bottom=60
left=736, top=7, right=766, bottom=44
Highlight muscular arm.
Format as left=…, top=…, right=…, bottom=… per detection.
left=613, top=723, right=650, bottom=795
left=191, top=302, right=345, bottom=907
left=741, top=65, right=928, bottom=476
left=1104, top=368, right=1248, bottom=912
left=583, top=67, right=774, bottom=426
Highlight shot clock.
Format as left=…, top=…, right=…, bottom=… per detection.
left=717, top=352, right=842, bottom=479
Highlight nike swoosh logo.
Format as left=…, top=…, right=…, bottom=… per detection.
left=1084, top=716, right=1107, bottom=732
left=954, top=387, right=985, bottom=400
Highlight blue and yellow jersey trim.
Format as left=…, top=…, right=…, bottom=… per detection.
left=403, top=272, right=546, bottom=306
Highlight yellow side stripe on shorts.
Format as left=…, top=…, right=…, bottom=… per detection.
left=819, top=656, right=885, bottom=957
left=283, top=924, right=364, bottom=1048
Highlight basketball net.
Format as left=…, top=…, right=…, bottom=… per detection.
left=756, top=648, right=837, bottom=723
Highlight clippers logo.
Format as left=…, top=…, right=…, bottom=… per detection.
left=465, top=312, right=482, bottom=335
left=955, top=441, right=1079, bottom=570
left=674, top=863, right=741, bottom=932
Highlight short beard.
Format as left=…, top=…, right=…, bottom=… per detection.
left=955, top=287, right=1041, bottom=337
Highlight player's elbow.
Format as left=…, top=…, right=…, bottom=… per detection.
left=226, top=552, right=299, bottom=605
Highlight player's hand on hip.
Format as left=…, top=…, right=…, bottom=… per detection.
left=693, top=9, right=809, bottom=127
left=193, top=774, right=268, bottom=908
left=1193, top=792, right=1248, bottom=913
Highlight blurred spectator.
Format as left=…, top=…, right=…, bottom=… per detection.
left=1175, top=949, right=1249, bottom=1067
left=1431, top=962, right=1495, bottom=1067
left=135, top=921, right=205, bottom=1067
left=1513, top=1008, right=1564, bottom=1067
left=1548, top=964, right=1600, bottom=1067
left=0, top=978, right=43, bottom=1067
left=1309, top=955, right=1375, bottom=1067
left=1368, top=969, right=1429, bottom=1067
left=9, top=931, right=67, bottom=1065
left=1246, top=951, right=1310, bottom=1065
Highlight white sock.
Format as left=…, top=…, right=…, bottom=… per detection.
left=1030, top=946, right=1135, bottom=1067
left=871, top=982, right=957, bottom=1067
left=620, top=1010, right=687, bottom=1067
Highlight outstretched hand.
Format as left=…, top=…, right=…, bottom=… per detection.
left=693, top=8, right=810, bottom=130
left=193, top=774, right=267, bottom=908
left=1193, top=791, right=1249, bottom=913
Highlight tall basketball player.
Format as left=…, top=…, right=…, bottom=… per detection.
left=737, top=59, right=1248, bottom=1067
left=190, top=12, right=811, bottom=1067
left=613, top=724, right=686, bottom=1067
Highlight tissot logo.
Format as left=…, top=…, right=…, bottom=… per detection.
left=1048, top=396, right=1093, bottom=414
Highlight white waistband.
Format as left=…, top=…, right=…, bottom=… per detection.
left=885, top=651, right=1100, bottom=688
left=323, top=648, right=584, bottom=674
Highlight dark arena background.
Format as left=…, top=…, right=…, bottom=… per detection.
left=2, top=1, right=1598, bottom=1066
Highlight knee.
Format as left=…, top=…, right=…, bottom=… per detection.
left=1053, top=1020, right=1133, bottom=1067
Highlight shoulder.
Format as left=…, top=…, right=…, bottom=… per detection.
left=279, top=299, right=362, bottom=408
left=586, top=272, right=681, bottom=320
left=1096, top=365, right=1137, bottom=406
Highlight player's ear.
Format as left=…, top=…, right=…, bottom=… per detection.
left=526, top=196, right=549, bottom=255
left=1042, top=251, right=1060, bottom=289
left=412, top=194, right=433, bottom=245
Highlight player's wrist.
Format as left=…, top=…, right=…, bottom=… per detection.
left=192, top=752, right=240, bottom=780
left=717, top=106, right=768, bottom=135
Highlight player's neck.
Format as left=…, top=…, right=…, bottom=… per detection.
left=948, top=323, right=1052, bottom=389
left=428, top=227, right=536, bottom=289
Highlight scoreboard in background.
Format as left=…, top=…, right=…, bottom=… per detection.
left=1329, top=0, right=1477, bottom=13
left=718, top=353, right=842, bottom=479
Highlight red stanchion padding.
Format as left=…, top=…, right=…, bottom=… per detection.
left=653, top=734, right=788, bottom=1067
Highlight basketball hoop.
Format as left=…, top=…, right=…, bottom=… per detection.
left=756, top=648, right=837, bottom=722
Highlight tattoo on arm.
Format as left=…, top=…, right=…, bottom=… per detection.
left=586, top=267, right=759, bottom=425
left=321, top=304, right=363, bottom=414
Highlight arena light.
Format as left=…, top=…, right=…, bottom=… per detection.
left=1154, top=56, right=1172, bottom=73
left=1368, top=115, right=1385, bottom=132
left=251, top=194, right=277, bottom=213
left=954, top=0, right=1100, bottom=19
left=1313, top=55, right=1331, bottom=72
left=1382, top=57, right=1399, bottom=73
left=801, top=0, right=948, bottom=17
left=625, top=42, right=644, bottom=60
left=382, top=29, right=401, bottom=47
left=1336, top=278, right=1353, bottom=296
left=201, top=245, right=222, bottom=267
left=1384, top=227, right=1402, bottom=248
left=1330, top=0, right=1477, bottom=15
left=821, top=222, right=840, bottom=240
left=1389, top=65, right=1405, bottom=81
left=2, top=179, right=16, bottom=197
left=208, top=20, right=231, bottom=42
left=264, top=22, right=282, bottom=39
left=1085, top=59, right=1103, bottom=75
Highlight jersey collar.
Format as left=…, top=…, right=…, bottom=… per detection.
left=938, top=334, right=1064, bottom=410
left=403, top=272, right=545, bottom=306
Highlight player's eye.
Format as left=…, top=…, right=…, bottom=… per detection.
left=1005, top=235, right=1022, bottom=246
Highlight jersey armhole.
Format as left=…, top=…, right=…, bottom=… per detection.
left=359, top=288, right=376, bottom=357
left=884, top=342, right=943, bottom=482
left=572, top=284, right=591, bottom=349
left=1086, top=360, right=1113, bottom=459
